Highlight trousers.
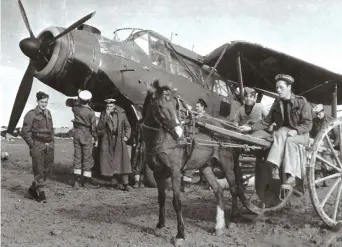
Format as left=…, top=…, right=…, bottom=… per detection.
left=267, top=127, right=309, bottom=178
left=31, top=140, right=54, bottom=190
left=73, top=128, right=94, bottom=177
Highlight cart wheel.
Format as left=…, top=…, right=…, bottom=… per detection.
left=308, top=117, right=342, bottom=228
left=241, top=156, right=293, bottom=215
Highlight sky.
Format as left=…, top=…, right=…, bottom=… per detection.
left=1, top=0, right=342, bottom=127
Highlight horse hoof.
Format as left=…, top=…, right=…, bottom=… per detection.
left=173, top=238, right=185, bottom=247
left=215, top=228, right=224, bottom=236
left=154, top=228, right=163, bottom=237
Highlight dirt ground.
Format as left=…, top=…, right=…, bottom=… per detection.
left=1, top=139, right=341, bottom=247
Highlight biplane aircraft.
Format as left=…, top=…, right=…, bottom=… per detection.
left=6, top=0, right=342, bottom=233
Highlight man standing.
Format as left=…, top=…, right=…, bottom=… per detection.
left=97, top=99, right=132, bottom=191
left=21, top=91, right=54, bottom=202
left=239, top=74, right=313, bottom=188
left=67, top=90, right=98, bottom=188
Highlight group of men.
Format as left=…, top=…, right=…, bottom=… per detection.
left=181, top=74, right=339, bottom=191
left=20, top=73, right=339, bottom=202
left=21, top=90, right=132, bottom=202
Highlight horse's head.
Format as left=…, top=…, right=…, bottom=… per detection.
left=142, top=80, right=184, bottom=140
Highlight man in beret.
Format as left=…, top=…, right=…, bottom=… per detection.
left=66, top=90, right=98, bottom=188
left=97, top=98, right=132, bottom=191
left=239, top=74, right=313, bottom=189
left=21, top=91, right=54, bottom=202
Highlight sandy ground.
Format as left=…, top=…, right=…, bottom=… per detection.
left=1, top=139, right=342, bottom=247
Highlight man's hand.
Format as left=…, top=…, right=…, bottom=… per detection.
left=94, top=140, right=98, bottom=147
left=238, top=125, right=252, bottom=133
left=123, top=136, right=128, bottom=142
left=287, top=130, right=298, bottom=137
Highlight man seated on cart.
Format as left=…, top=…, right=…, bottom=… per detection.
left=310, top=104, right=340, bottom=178
left=310, top=104, right=340, bottom=148
left=239, top=74, right=313, bottom=189
left=181, top=98, right=212, bottom=192
left=233, top=87, right=272, bottom=140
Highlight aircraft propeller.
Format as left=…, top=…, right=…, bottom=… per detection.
left=7, top=0, right=95, bottom=134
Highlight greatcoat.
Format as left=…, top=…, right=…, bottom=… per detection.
left=97, top=106, right=131, bottom=176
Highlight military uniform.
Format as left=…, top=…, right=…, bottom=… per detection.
left=21, top=92, right=54, bottom=202
left=68, top=90, right=97, bottom=186
left=251, top=75, right=313, bottom=185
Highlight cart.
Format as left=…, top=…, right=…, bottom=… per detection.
left=195, top=118, right=342, bottom=228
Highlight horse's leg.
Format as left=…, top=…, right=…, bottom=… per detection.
left=201, top=165, right=225, bottom=236
left=219, top=150, right=241, bottom=223
left=157, top=151, right=185, bottom=246
left=153, top=169, right=168, bottom=236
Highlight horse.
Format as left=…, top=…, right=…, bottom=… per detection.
left=141, top=82, right=257, bottom=246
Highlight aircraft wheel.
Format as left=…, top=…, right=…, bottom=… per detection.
left=308, top=117, right=342, bottom=228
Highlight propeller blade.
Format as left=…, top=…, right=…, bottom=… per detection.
left=45, top=11, right=96, bottom=45
left=7, top=61, right=36, bottom=134
left=18, top=0, right=35, bottom=38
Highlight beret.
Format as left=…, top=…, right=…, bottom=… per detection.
left=104, top=98, right=116, bottom=104
left=275, top=74, right=294, bottom=84
left=313, top=104, right=324, bottom=113
left=36, top=91, right=49, bottom=101
left=78, top=90, right=92, bottom=101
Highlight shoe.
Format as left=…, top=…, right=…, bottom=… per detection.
left=28, top=187, right=39, bottom=200
left=36, top=191, right=47, bottom=203
left=122, top=184, right=130, bottom=192
left=72, top=175, right=81, bottom=188
left=272, top=166, right=280, bottom=180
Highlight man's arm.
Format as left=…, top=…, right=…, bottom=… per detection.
left=90, top=111, right=98, bottom=141
left=294, top=101, right=313, bottom=135
left=21, top=112, right=34, bottom=148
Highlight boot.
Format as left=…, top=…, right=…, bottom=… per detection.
left=36, top=190, right=47, bottom=203
left=123, top=184, right=130, bottom=192
left=72, top=175, right=81, bottom=188
left=28, top=186, right=39, bottom=200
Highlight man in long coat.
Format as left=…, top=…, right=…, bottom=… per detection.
left=97, top=99, right=132, bottom=191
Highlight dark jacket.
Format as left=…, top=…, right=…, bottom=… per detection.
left=69, top=99, right=98, bottom=141
left=251, top=94, right=313, bottom=135
left=21, top=106, right=54, bottom=148
left=97, top=106, right=131, bottom=176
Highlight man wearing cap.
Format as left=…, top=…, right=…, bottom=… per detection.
left=311, top=104, right=339, bottom=146
left=239, top=74, right=313, bottom=188
left=21, top=91, right=54, bottom=202
left=66, top=90, right=98, bottom=187
left=97, top=98, right=132, bottom=191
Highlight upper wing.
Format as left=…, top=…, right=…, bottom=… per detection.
left=202, top=41, right=342, bottom=105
